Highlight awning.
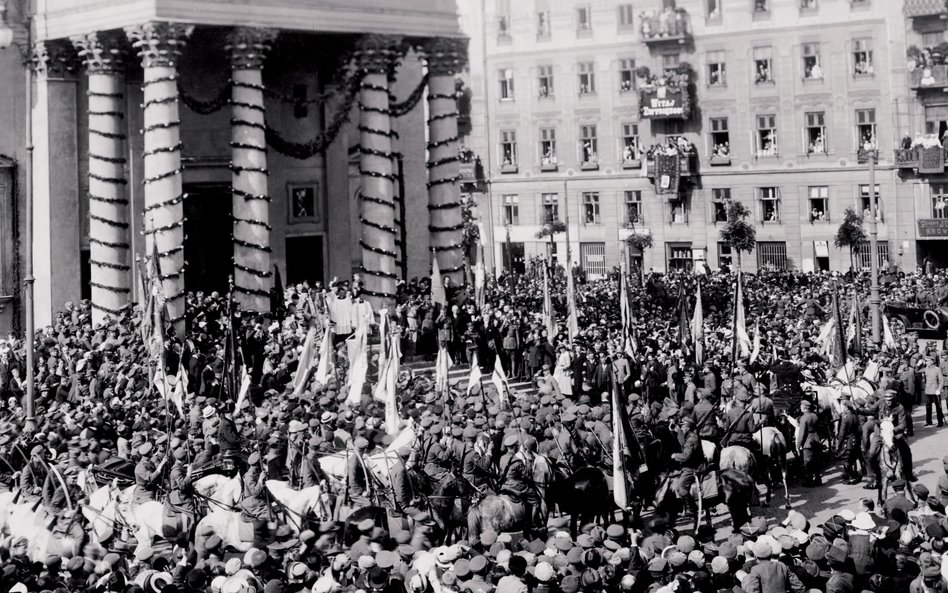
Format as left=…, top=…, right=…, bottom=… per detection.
left=905, top=0, right=946, bottom=18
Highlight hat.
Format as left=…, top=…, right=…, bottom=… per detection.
left=711, top=556, right=729, bottom=574
left=718, top=542, right=737, bottom=560
left=852, top=512, right=875, bottom=531
left=838, top=509, right=856, bottom=522
left=247, top=452, right=260, bottom=465
left=753, top=541, right=772, bottom=560
left=202, top=405, right=215, bottom=419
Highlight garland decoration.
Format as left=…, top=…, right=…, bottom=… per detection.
left=90, top=281, right=131, bottom=294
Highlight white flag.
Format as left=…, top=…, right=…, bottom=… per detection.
left=491, top=355, right=512, bottom=406
left=749, top=321, right=761, bottom=364
left=466, top=351, right=482, bottom=395
left=345, top=328, right=368, bottom=405
left=435, top=346, right=453, bottom=394
left=377, top=308, right=388, bottom=377
left=235, top=365, right=252, bottom=412
left=882, top=315, right=896, bottom=348
left=292, top=326, right=318, bottom=392
left=383, top=335, right=401, bottom=434
left=312, top=325, right=335, bottom=386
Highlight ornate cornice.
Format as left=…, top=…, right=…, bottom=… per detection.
left=422, top=37, right=468, bottom=76
left=356, top=34, right=403, bottom=74
left=71, top=31, right=128, bottom=75
left=30, top=40, right=79, bottom=79
left=225, top=27, right=278, bottom=71
left=125, top=22, right=194, bottom=69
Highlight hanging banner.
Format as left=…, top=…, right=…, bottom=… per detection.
left=639, top=86, right=691, bottom=119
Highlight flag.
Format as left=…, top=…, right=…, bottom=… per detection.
left=431, top=254, right=446, bottom=307
left=831, top=283, right=848, bottom=368
left=435, top=346, right=453, bottom=395
left=882, top=314, right=896, bottom=348
left=749, top=321, right=761, bottom=364
left=677, top=283, right=691, bottom=355
left=466, top=351, right=482, bottom=395
left=474, top=261, right=486, bottom=311
left=692, top=282, right=704, bottom=365
left=373, top=333, right=401, bottom=434
left=817, top=317, right=838, bottom=360
left=610, top=366, right=635, bottom=508
left=846, top=296, right=863, bottom=357
left=270, top=264, right=286, bottom=322
left=491, top=355, right=512, bottom=406
left=620, top=264, right=636, bottom=357
left=345, top=328, right=368, bottom=405
left=235, top=365, right=251, bottom=412
left=542, top=263, right=556, bottom=339
left=292, top=326, right=318, bottom=393
left=566, top=263, right=579, bottom=339
left=312, top=325, right=334, bottom=386
left=377, top=309, right=388, bottom=379
left=153, top=366, right=184, bottom=417
left=733, top=272, right=751, bottom=359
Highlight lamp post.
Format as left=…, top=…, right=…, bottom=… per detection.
left=864, top=141, right=881, bottom=345
left=0, top=2, right=35, bottom=432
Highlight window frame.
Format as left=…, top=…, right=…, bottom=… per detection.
left=859, top=184, right=883, bottom=222
left=621, top=122, right=641, bottom=163
left=717, top=242, right=733, bottom=267
left=618, top=3, right=635, bottom=29
left=932, top=184, right=948, bottom=219
left=619, top=58, right=636, bottom=93
left=500, top=129, right=518, bottom=169
left=753, top=47, right=774, bottom=84
left=800, top=0, right=818, bottom=11
left=808, top=186, right=830, bottom=222
left=578, top=61, right=596, bottom=95
left=668, top=193, right=690, bottom=225
left=753, top=0, right=771, bottom=15
left=710, top=117, right=730, bottom=162
left=758, top=186, right=781, bottom=223
left=538, top=65, right=554, bottom=99
left=579, top=124, right=599, bottom=166
left=497, top=0, right=512, bottom=41
left=582, top=191, right=601, bottom=224
left=855, top=108, right=876, bottom=149
left=661, top=53, right=681, bottom=78
left=707, top=0, right=723, bottom=21
left=805, top=111, right=827, bottom=155
left=541, top=192, right=560, bottom=222
left=577, top=5, right=592, bottom=34
left=756, top=241, right=789, bottom=270
left=667, top=243, right=694, bottom=272
left=711, top=188, right=731, bottom=223
left=801, top=42, right=823, bottom=81
left=852, top=38, right=874, bottom=77
left=624, top=190, right=643, bottom=225
left=502, top=194, right=520, bottom=225
left=756, top=113, right=778, bottom=158
left=537, top=9, right=552, bottom=40
left=539, top=127, right=557, bottom=167
left=707, top=50, right=727, bottom=87
left=499, top=68, right=515, bottom=101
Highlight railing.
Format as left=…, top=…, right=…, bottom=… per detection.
left=894, top=146, right=948, bottom=173
left=911, top=65, right=948, bottom=90
left=645, top=152, right=698, bottom=177
left=640, top=10, right=692, bottom=45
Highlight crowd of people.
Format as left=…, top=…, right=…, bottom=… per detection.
left=0, top=262, right=945, bottom=593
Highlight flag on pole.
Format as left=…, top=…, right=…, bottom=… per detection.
left=620, top=264, right=636, bottom=357
left=733, top=272, right=751, bottom=359
left=345, top=327, right=368, bottom=405
left=383, top=334, right=401, bottom=434
left=817, top=316, right=838, bottom=361
left=846, top=296, right=863, bottom=357
left=491, top=355, right=513, bottom=406
left=153, top=368, right=185, bottom=417
left=292, top=326, right=318, bottom=393
left=566, top=263, right=579, bottom=339
left=235, top=365, right=251, bottom=412
left=435, top=346, right=453, bottom=395
left=270, top=264, right=286, bottom=322
left=677, top=283, right=691, bottom=355
left=610, top=366, right=633, bottom=508
left=692, top=281, right=705, bottom=365
left=831, top=283, right=848, bottom=369
left=474, top=261, right=486, bottom=311
left=431, top=254, right=446, bottom=307
left=466, top=351, right=482, bottom=395
left=749, top=321, right=761, bottom=364
left=542, top=263, right=557, bottom=339
left=377, top=309, right=388, bottom=380
left=312, top=325, right=334, bottom=386
left=882, top=314, right=896, bottom=348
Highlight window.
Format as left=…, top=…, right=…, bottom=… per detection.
left=500, top=130, right=517, bottom=167
left=756, top=114, right=778, bottom=157
left=669, top=193, right=690, bottom=224
left=621, top=122, right=641, bottom=162
left=580, top=125, right=598, bottom=165
left=712, top=188, right=731, bottom=222
left=581, top=243, right=607, bottom=279
left=853, top=39, right=874, bottom=76
left=802, top=43, right=823, bottom=80
left=497, top=0, right=511, bottom=40
left=933, top=184, right=948, bottom=219
left=502, top=194, right=519, bottom=225
left=710, top=117, right=730, bottom=160
left=856, top=109, right=876, bottom=148
left=753, top=47, right=774, bottom=84
left=577, top=5, right=592, bottom=33
left=757, top=242, right=788, bottom=269
left=625, top=190, right=643, bottom=224
left=717, top=242, right=733, bottom=267
left=538, top=65, right=554, bottom=98
left=800, top=0, right=817, bottom=10
left=857, top=241, right=889, bottom=270
left=708, top=50, right=727, bottom=86
left=537, top=7, right=551, bottom=39
left=808, top=186, right=829, bottom=222
left=859, top=184, right=882, bottom=222
left=667, top=243, right=694, bottom=272
left=754, top=0, right=770, bottom=13
left=618, top=4, right=634, bottom=29
left=662, top=54, right=680, bottom=77
left=499, top=68, right=515, bottom=101
left=619, top=58, right=636, bottom=92
left=759, top=187, right=780, bottom=222
left=541, top=193, right=559, bottom=221
left=540, top=128, right=557, bottom=166
left=805, top=112, right=826, bottom=155
left=707, top=0, right=722, bottom=20
left=578, top=62, right=596, bottom=95
left=583, top=192, right=600, bottom=224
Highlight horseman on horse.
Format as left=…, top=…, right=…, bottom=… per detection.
left=859, top=389, right=914, bottom=489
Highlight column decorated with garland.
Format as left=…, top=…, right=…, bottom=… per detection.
left=72, top=32, right=131, bottom=325
left=423, top=37, right=468, bottom=287
left=356, top=36, right=402, bottom=312
left=126, top=22, right=193, bottom=336
left=226, top=27, right=278, bottom=313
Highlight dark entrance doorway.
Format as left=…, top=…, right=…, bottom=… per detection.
left=286, top=235, right=324, bottom=286
left=184, top=184, right=232, bottom=294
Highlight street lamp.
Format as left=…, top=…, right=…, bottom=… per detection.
left=861, top=140, right=881, bottom=345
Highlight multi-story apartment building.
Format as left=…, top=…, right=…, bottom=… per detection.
left=463, top=0, right=941, bottom=278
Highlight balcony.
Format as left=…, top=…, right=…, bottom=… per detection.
left=894, top=144, right=948, bottom=174
left=645, top=150, right=698, bottom=177
left=640, top=9, right=692, bottom=47
left=911, top=65, right=948, bottom=90
left=458, top=148, right=486, bottom=193
left=904, top=0, right=947, bottom=18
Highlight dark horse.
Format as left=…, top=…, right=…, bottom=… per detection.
left=548, top=465, right=611, bottom=537
left=655, top=468, right=756, bottom=532
left=422, top=471, right=473, bottom=544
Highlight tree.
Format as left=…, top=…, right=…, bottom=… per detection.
left=535, top=217, right=568, bottom=263
left=625, top=230, right=654, bottom=283
left=835, top=207, right=867, bottom=271
left=719, top=200, right=757, bottom=270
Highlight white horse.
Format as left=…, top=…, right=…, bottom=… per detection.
left=4, top=497, right=81, bottom=561
left=802, top=361, right=876, bottom=417
left=265, top=480, right=329, bottom=532
left=877, top=419, right=901, bottom=504
left=318, top=424, right=415, bottom=488
left=194, top=510, right=252, bottom=553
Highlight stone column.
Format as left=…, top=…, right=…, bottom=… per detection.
left=226, top=27, right=277, bottom=313
left=125, top=22, right=193, bottom=336
left=72, top=32, right=131, bottom=325
left=424, top=38, right=468, bottom=287
left=356, top=36, right=402, bottom=312
left=30, top=41, right=81, bottom=329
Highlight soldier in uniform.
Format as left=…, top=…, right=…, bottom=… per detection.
left=345, top=436, right=371, bottom=508
left=286, top=420, right=306, bottom=487
left=240, top=452, right=271, bottom=531
left=167, top=445, right=195, bottom=535
left=796, top=400, right=823, bottom=486
left=498, top=437, right=541, bottom=537
left=723, top=393, right=758, bottom=451
left=672, top=416, right=705, bottom=517
left=864, top=389, right=914, bottom=484
left=836, top=400, right=861, bottom=485
left=692, top=389, right=720, bottom=441
left=19, top=445, right=48, bottom=499
left=134, top=442, right=166, bottom=505
left=389, top=446, right=414, bottom=513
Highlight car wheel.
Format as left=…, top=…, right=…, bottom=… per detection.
left=924, top=310, right=940, bottom=330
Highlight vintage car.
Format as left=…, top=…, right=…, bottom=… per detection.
left=884, top=302, right=948, bottom=339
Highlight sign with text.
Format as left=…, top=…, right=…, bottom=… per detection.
left=639, top=86, right=690, bottom=119
left=918, top=218, right=948, bottom=237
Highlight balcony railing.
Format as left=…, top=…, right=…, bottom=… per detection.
left=904, top=0, right=947, bottom=18
left=911, top=65, right=948, bottom=90
left=645, top=151, right=698, bottom=177
left=894, top=145, right=948, bottom=174
left=640, top=9, right=692, bottom=46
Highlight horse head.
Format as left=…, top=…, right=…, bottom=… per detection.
left=880, top=419, right=895, bottom=450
